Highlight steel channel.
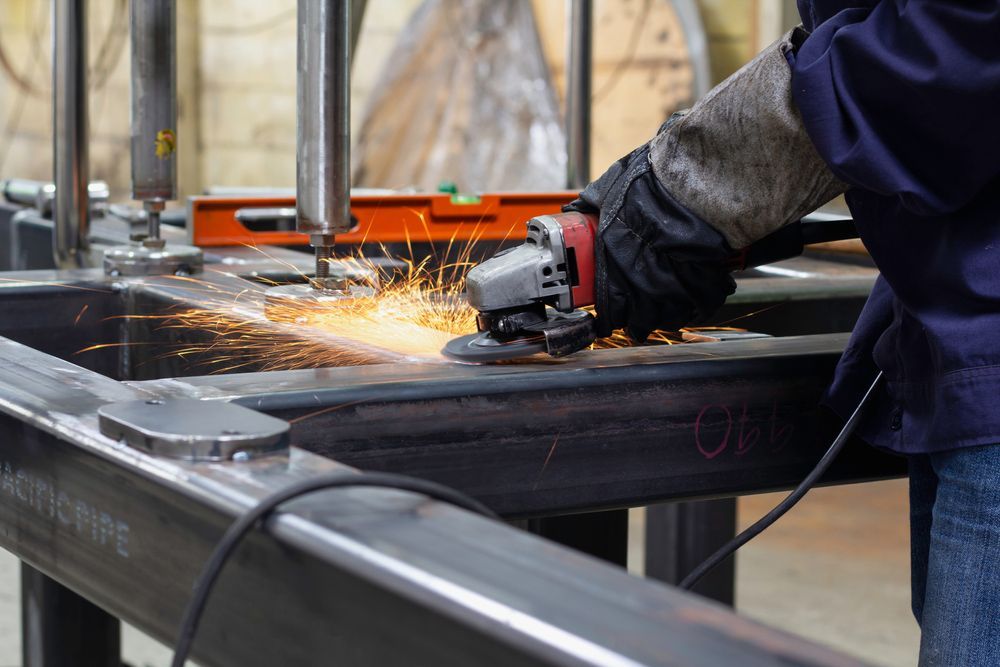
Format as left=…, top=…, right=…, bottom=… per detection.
left=0, top=336, right=862, bottom=667
left=0, top=270, right=898, bottom=516
left=52, top=0, right=90, bottom=269
left=133, top=333, right=905, bottom=517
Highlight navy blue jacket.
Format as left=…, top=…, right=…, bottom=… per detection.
left=790, top=1, right=1000, bottom=453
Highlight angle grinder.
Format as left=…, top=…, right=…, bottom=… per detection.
left=442, top=211, right=857, bottom=362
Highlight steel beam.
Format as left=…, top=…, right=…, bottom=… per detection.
left=137, top=333, right=904, bottom=517
left=0, top=336, right=863, bottom=667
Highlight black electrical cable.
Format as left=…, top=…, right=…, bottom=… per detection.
left=678, top=371, right=884, bottom=591
left=170, top=470, right=498, bottom=667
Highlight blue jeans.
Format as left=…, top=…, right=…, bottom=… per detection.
left=909, top=444, right=1000, bottom=666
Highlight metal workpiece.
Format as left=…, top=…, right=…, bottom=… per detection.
left=0, top=336, right=864, bottom=667
left=52, top=0, right=91, bottom=269
left=263, top=257, right=378, bottom=319
left=565, top=0, right=592, bottom=189
left=98, top=398, right=289, bottom=460
left=130, top=0, right=177, bottom=205
left=139, top=334, right=904, bottom=517
left=263, top=282, right=377, bottom=320
left=103, top=242, right=203, bottom=277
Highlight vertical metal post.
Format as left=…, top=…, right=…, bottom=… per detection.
left=51, top=0, right=90, bottom=268
left=565, top=0, right=592, bottom=189
left=645, top=499, right=738, bottom=605
left=297, top=0, right=353, bottom=285
left=525, top=509, right=629, bottom=567
left=21, top=564, right=121, bottom=667
left=130, top=0, right=177, bottom=246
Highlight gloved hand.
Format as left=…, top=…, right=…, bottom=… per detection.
left=566, top=27, right=847, bottom=341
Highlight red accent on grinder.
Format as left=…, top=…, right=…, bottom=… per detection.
left=557, top=212, right=598, bottom=309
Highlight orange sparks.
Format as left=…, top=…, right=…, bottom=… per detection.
left=73, top=236, right=751, bottom=373
left=73, top=304, right=90, bottom=325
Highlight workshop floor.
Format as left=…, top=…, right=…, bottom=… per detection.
left=0, top=479, right=917, bottom=666
left=735, top=478, right=919, bottom=666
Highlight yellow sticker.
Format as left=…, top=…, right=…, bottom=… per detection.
left=155, top=129, right=176, bottom=159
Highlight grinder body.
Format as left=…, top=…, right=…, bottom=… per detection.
left=445, top=210, right=849, bottom=362
left=458, top=212, right=600, bottom=359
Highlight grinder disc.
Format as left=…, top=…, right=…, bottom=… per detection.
left=442, top=332, right=546, bottom=362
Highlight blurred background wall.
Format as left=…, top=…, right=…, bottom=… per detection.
left=0, top=0, right=800, bottom=199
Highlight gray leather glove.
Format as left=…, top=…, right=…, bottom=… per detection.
left=566, top=27, right=846, bottom=340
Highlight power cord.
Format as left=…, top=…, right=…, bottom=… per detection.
left=170, top=470, right=498, bottom=667
left=679, top=371, right=884, bottom=591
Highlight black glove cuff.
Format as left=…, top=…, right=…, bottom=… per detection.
left=593, top=147, right=736, bottom=339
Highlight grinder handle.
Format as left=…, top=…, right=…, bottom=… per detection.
left=731, top=217, right=857, bottom=270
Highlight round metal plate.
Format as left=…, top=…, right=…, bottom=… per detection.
left=441, top=332, right=546, bottom=363
left=263, top=282, right=377, bottom=321
left=98, top=399, right=289, bottom=461
left=103, top=243, right=204, bottom=277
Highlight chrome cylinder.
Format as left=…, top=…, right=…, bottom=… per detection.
left=52, top=0, right=90, bottom=268
left=296, top=0, right=352, bottom=247
left=565, top=0, right=592, bottom=189
left=1, top=179, right=47, bottom=208
left=131, top=0, right=177, bottom=241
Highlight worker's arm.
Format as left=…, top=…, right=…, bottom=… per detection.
left=789, top=2, right=1000, bottom=217
left=567, top=29, right=844, bottom=340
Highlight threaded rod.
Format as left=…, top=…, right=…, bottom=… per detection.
left=315, top=245, right=333, bottom=279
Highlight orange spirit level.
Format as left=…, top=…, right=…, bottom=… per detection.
left=187, top=192, right=577, bottom=248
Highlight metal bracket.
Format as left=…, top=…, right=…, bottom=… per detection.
left=103, top=243, right=204, bottom=277
left=98, top=399, right=289, bottom=461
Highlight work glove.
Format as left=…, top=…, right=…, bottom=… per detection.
left=566, top=27, right=846, bottom=341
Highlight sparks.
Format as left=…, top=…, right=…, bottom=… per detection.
left=75, top=236, right=749, bottom=373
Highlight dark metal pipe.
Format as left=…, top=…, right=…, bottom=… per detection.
left=565, top=0, right=592, bottom=189
left=21, top=564, right=121, bottom=667
left=52, top=0, right=90, bottom=268
left=297, top=0, right=352, bottom=278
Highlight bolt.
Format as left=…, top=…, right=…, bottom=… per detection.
left=231, top=450, right=251, bottom=463
left=315, top=245, right=333, bottom=279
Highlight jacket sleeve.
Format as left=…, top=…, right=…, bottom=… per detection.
left=788, top=2, right=1000, bottom=216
